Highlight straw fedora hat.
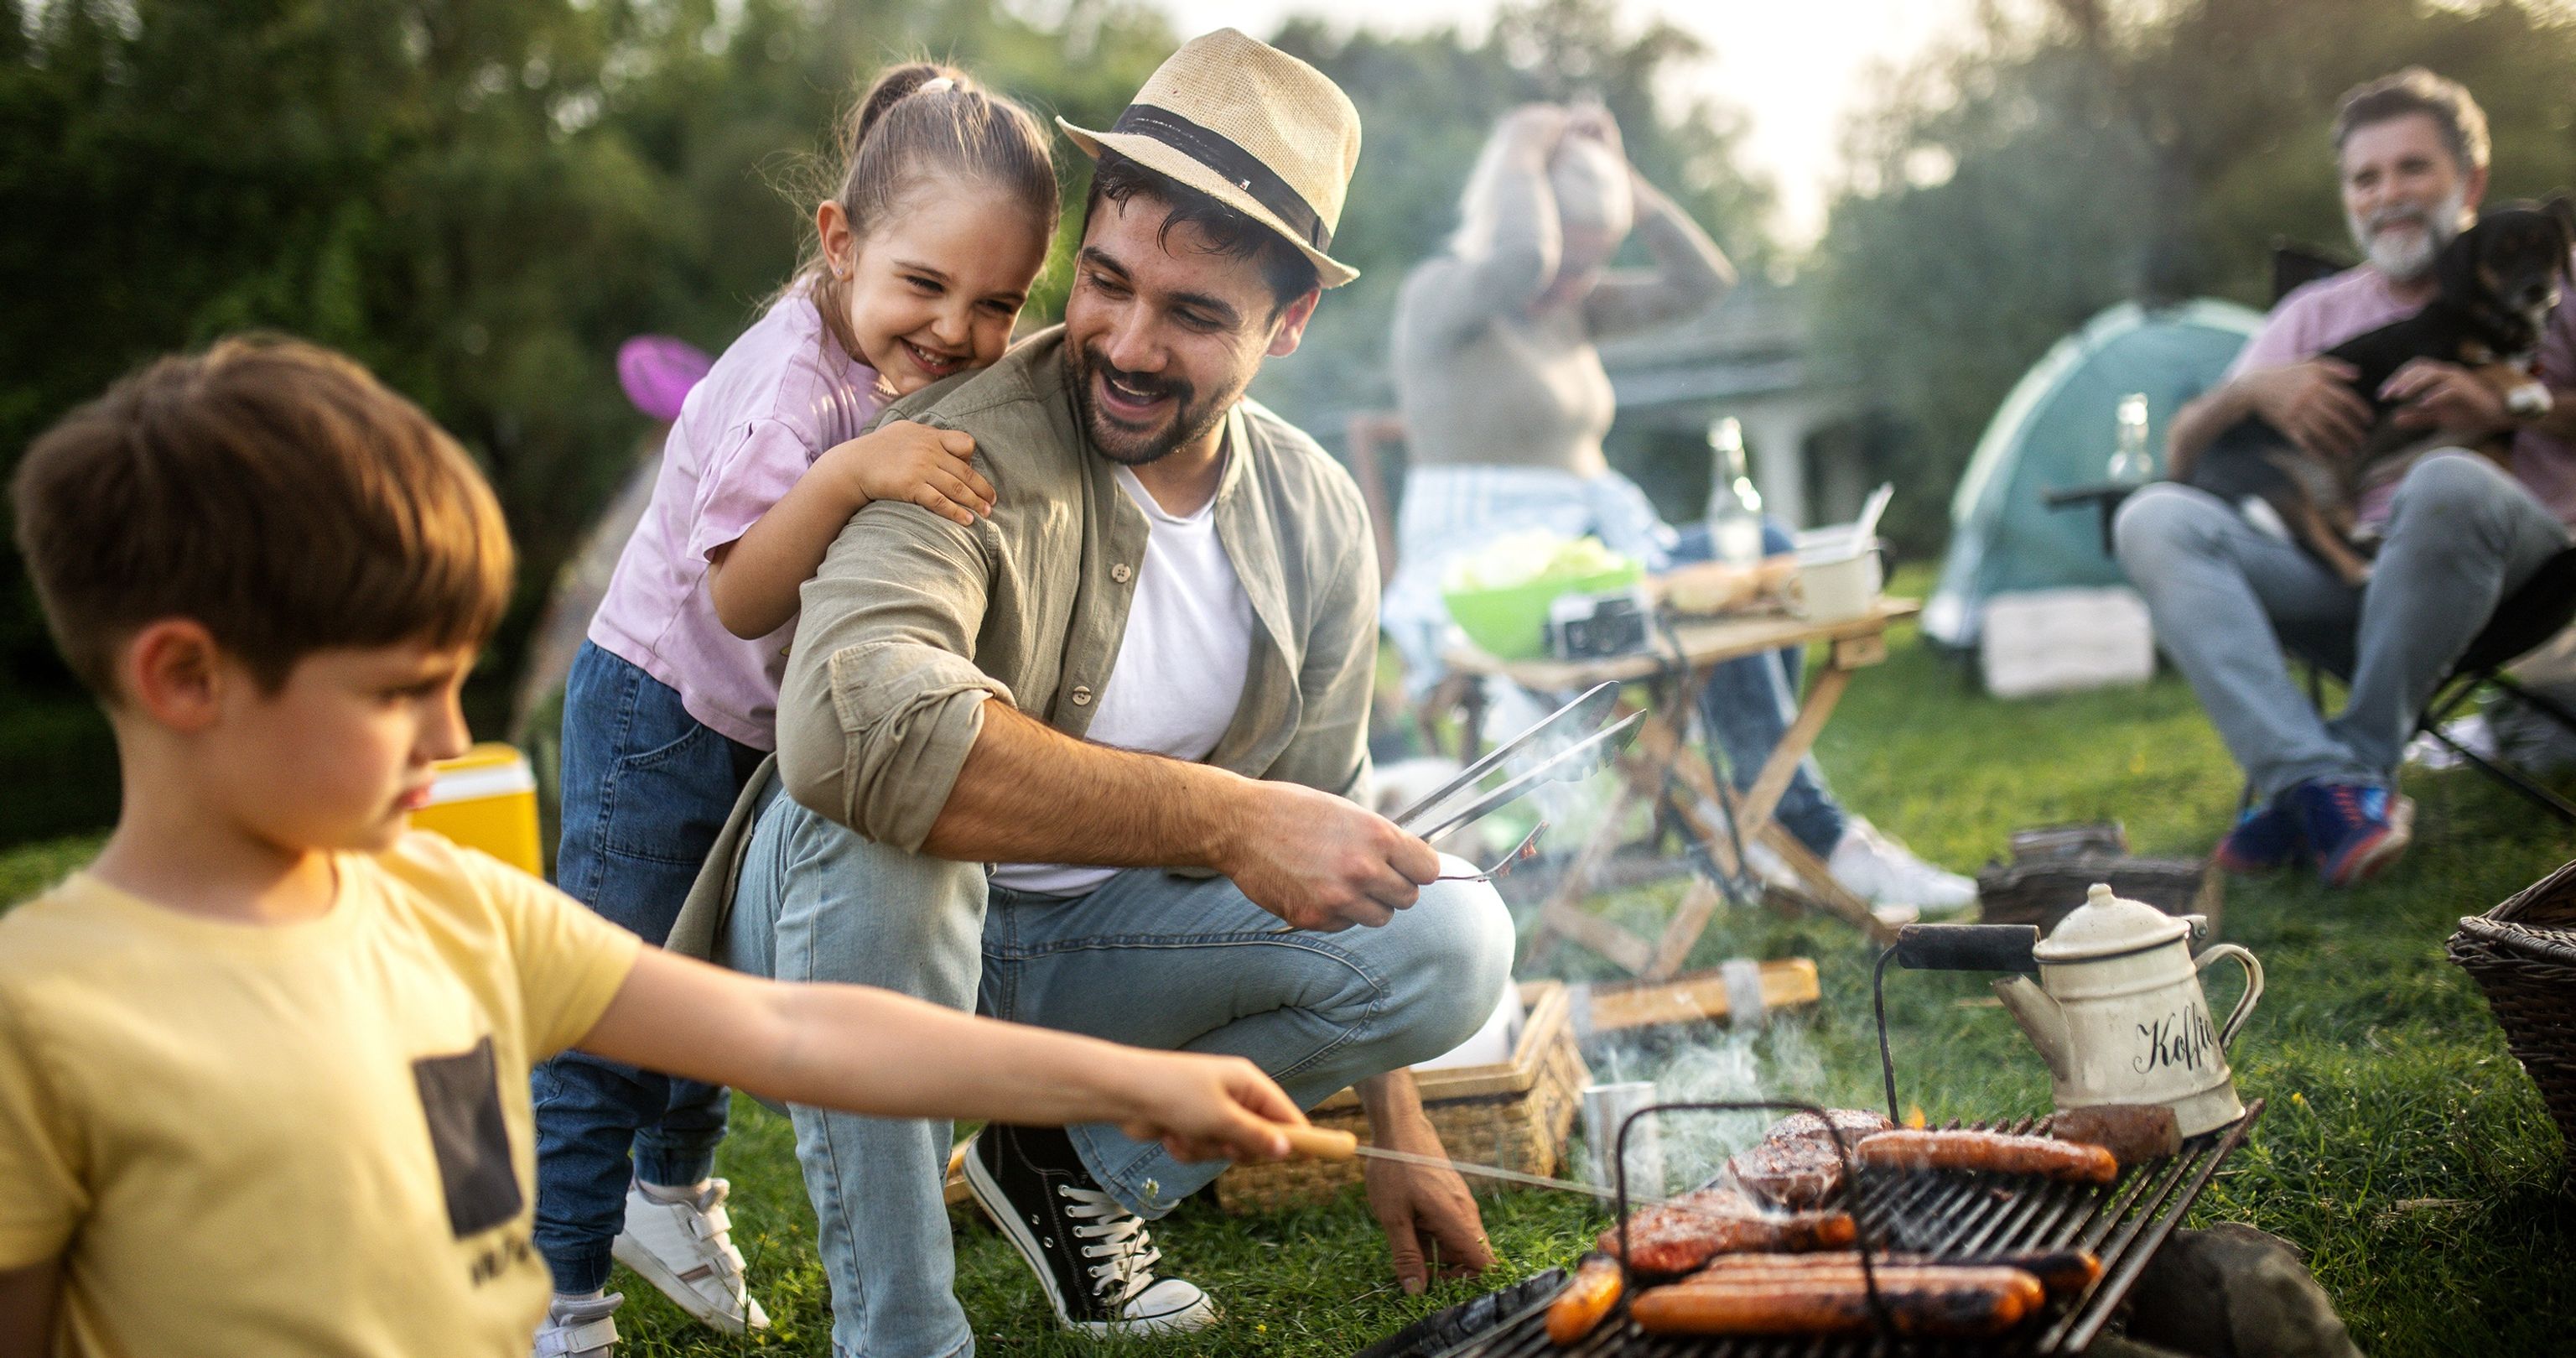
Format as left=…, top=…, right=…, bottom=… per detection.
left=1059, top=29, right=1363, bottom=288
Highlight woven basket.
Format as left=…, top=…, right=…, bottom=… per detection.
left=1213, top=980, right=1590, bottom=1212
left=2447, top=857, right=2576, bottom=1153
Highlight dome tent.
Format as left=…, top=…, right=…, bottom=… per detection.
left=1921, top=299, right=2263, bottom=650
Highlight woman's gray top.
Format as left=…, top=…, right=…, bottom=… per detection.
left=1391, top=167, right=1733, bottom=475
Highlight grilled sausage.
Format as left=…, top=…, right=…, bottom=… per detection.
left=1693, top=1250, right=2096, bottom=1297
left=1546, top=1256, right=1623, bottom=1346
left=1854, top=1128, right=2120, bottom=1184
left=1988, top=1248, right=2102, bottom=1297
left=1630, top=1270, right=2033, bottom=1338
left=1675, top=1262, right=2044, bottom=1312
left=2048, top=1104, right=2181, bottom=1167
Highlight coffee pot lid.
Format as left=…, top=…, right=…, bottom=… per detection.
left=2033, top=883, right=2194, bottom=961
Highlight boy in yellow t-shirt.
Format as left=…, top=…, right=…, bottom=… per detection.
left=0, top=338, right=1308, bottom=1357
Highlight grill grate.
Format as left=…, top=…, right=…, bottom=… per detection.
left=1428, top=1100, right=2263, bottom=1358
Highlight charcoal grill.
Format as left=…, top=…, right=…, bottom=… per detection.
left=1422, top=1098, right=2262, bottom=1358
left=1377, top=922, right=2268, bottom=1358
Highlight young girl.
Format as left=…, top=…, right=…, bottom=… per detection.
left=531, top=63, right=1057, bottom=1351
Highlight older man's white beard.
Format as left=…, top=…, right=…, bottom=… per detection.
left=2349, top=189, right=2467, bottom=283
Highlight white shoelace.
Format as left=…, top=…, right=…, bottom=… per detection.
left=1059, top=1185, right=1162, bottom=1308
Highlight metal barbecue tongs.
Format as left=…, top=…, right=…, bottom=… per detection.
left=1266, top=682, right=1644, bottom=934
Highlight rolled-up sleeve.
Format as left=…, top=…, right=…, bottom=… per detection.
left=772, top=495, right=1014, bottom=851
left=686, top=417, right=818, bottom=563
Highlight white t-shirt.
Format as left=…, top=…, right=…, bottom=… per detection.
left=989, top=461, right=1255, bottom=896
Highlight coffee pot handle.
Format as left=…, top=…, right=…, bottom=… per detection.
left=2194, top=944, right=2264, bottom=1048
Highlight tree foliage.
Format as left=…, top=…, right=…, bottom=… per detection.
left=1809, top=0, right=2576, bottom=554
left=0, top=0, right=1767, bottom=842
left=0, top=0, right=1177, bottom=708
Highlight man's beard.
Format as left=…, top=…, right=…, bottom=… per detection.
left=1067, top=341, right=1230, bottom=467
left=2347, top=186, right=2467, bottom=283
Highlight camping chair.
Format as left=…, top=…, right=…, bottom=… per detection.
left=2402, top=546, right=2576, bottom=821
left=2223, top=547, right=2576, bottom=825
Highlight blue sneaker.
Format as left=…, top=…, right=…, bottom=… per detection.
left=2284, top=779, right=2413, bottom=886
left=2213, top=799, right=2303, bottom=875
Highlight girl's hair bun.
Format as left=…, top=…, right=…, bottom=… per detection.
left=849, top=61, right=973, bottom=150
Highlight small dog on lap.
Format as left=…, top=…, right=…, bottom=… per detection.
left=2186, top=198, right=2574, bottom=585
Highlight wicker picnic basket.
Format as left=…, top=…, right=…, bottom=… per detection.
left=1212, top=980, right=1589, bottom=1212
left=2447, top=857, right=2576, bottom=1152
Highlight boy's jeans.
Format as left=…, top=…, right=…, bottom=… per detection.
left=723, top=781, right=1516, bottom=1358
left=2115, top=453, right=2568, bottom=799
left=531, top=642, right=764, bottom=1294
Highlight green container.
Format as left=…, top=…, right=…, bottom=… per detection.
left=1442, top=561, right=1644, bottom=661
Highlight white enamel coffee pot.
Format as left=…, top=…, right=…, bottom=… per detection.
left=1990, top=884, right=2264, bottom=1137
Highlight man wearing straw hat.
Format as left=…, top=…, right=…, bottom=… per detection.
left=668, top=29, right=1513, bottom=1355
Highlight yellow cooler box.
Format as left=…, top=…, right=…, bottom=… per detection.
left=412, top=742, right=543, bottom=876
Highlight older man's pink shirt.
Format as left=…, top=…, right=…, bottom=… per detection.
left=2225, top=262, right=2576, bottom=526
left=589, top=296, right=885, bottom=751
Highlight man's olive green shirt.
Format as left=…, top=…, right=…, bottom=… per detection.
left=670, top=327, right=1378, bottom=958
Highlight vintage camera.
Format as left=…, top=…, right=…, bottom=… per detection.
left=1545, top=587, right=1651, bottom=661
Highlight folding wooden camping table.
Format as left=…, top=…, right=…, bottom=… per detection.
left=1444, top=599, right=1916, bottom=976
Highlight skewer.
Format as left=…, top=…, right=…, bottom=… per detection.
left=1277, top=1124, right=1667, bottom=1206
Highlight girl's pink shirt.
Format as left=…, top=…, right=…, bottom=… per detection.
left=588, top=294, right=886, bottom=751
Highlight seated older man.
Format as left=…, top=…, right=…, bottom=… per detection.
left=665, top=30, right=1513, bottom=1358
left=2116, top=67, right=2576, bottom=886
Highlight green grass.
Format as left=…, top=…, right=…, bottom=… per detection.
left=8, top=585, right=2574, bottom=1355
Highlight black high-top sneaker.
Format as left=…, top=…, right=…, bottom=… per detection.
left=961, top=1124, right=1216, bottom=1335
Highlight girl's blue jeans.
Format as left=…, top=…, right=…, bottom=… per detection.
left=531, top=641, right=764, bottom=1294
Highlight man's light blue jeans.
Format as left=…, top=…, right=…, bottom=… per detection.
left=722, top=781, right=1516, bottom=1358
left=2115, top=452, right=2568, bottom=799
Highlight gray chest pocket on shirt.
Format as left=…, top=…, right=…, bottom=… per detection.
left=413, top=1035, right=522, bottom=1238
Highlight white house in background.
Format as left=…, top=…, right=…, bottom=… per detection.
left=1593, top=275, right=1872, bottom=530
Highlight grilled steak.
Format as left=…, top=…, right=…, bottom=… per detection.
left=1597, top=1185, right=1857, bottom=1276
left=1728, top=1109, right=1895, bottom=1208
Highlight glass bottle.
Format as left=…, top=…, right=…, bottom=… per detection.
left=1705, top=417, right=1764, bottom=565
left=2106, top=393, right=2153, bottom=485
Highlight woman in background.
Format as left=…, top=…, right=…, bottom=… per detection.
left=1384, top=103, right=1972, bottom=913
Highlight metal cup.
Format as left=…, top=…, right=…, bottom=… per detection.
left=1581, top=1081, right=1665, bottom=1198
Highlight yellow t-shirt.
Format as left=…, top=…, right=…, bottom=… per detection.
left=0, top=832, right=642, bottom=1357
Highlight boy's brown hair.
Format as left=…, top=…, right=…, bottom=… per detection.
left=11, top=336, right=513, bottom=697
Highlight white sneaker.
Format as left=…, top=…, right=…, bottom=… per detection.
left=1826, top=819, right=1978, bottom=913
left=1750, top=826, right=1919, bottom=925
left=532, top=1292, right=622, bottom=1358
left=610, top=1178, right=768, bottom=1335
left=2405, top=714, right=2495, bottom=770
